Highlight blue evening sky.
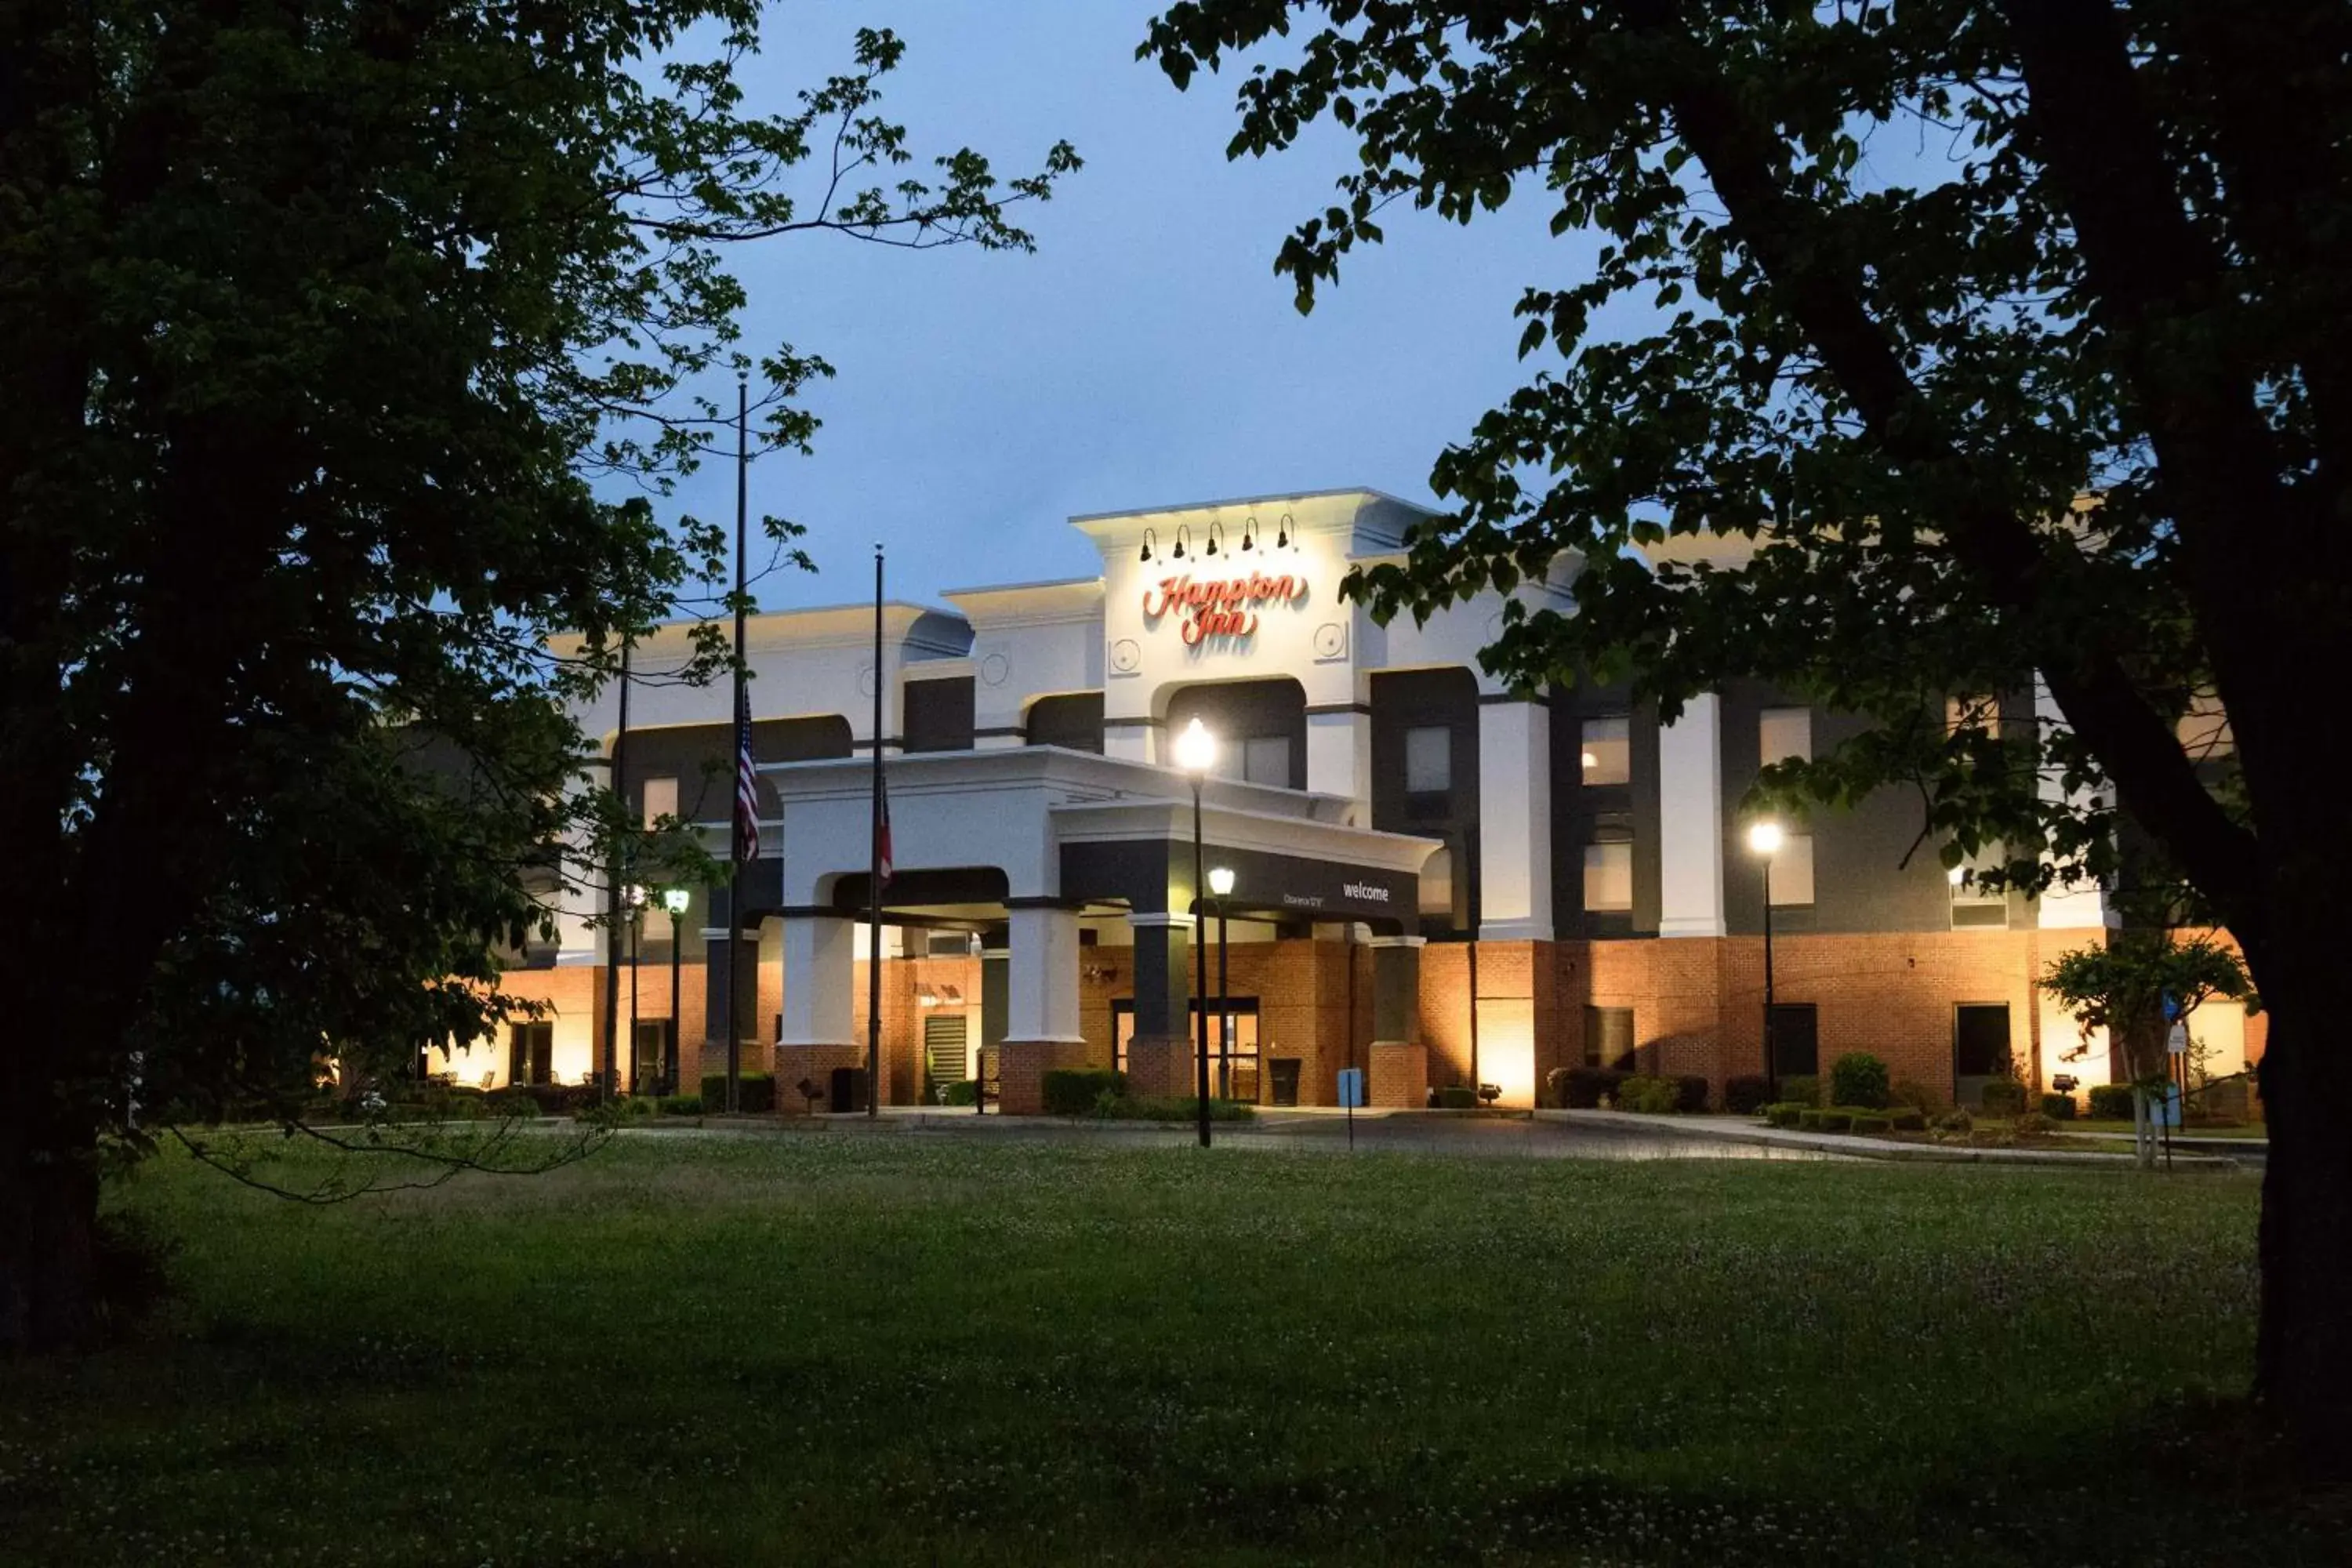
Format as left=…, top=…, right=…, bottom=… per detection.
left=681, top=1, right=1587, bottom=610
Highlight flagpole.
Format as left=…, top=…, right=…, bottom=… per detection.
left=866, top=543, right=884, bottom=1120
left=726, top=373, right=749, bottom=1115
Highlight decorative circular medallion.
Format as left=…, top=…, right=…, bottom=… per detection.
left=1109, top=637, right=1142, bottom=675
left=1312, top=622, right=1348, bottom=659
left=979, top=652, right=1010, bottom=687
left=857, top=662, right=877, bottom=698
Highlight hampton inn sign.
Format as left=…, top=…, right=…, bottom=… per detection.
left=1138, top=571, right=1311, bottom=644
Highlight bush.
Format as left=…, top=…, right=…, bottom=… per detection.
left=2088, top=1083, right=2137, bottom=1121
left=1890, top=1077, right=1951, bottom=1116
left=1886, top=1107, right=1927, bottom=1132
left=1764, top=1102, right=1806, bottom=1128
left=1935, top=1108, right=1974, bottom=1134
left=2011, top=1110, right=2053, bottom=1138
left=1829, top=1053, right=1890, bottom=1110
left=1848, top=1112, right=1890, bottom=1135
left=1555, top=1065, right=1627, bottom=1109
left=2041, top=1092, right=2078, bottom=1120
left=936, top=1080, right=979, bottom=1107
left=1675, top=1075, right=1711, bottom=1113
left=1043, top=1068, right=1126, bottom=1116
left=1813, top=1109, right=1854, bottom=1134
left=1780, top=1074, right=1822, bottom=1107
left=1616, top=1076, right=1680, bottom=1114
left=1978, top=1079, right=2027, bottom=1116
left=1724, top=1075, right=1773, bottom=1116
left=1432, top=1084, right=1478, bottom=1109
left=1795, top=1108, right=1824, bottom=1131
left=700, top=1072, right=776, bottom=1114
left=617, top=1096, right=655, bottom=1119
left=655, top=1094, right=703, bottom=1116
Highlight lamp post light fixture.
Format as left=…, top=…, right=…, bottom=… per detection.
left=1173, top=717, right=1218, bottom=1148
left=662, top=887, right=691, bottom=1096
left=1745, top=822, right=1782, bottom=1096
left=1207, top=866, right=1236, bottom=1099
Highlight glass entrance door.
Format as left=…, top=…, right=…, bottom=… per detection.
left=1112, top=1000, right=1261, bottom=1101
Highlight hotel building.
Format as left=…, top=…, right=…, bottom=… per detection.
left=433, top=488, right=2262, bottom=1113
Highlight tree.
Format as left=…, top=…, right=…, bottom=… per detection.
left=1143, top=0, right=2352, bottom=1474
left=0, top=2, right=1074, bottom=1351
left=2042, top=930, right=2256, bottom=1167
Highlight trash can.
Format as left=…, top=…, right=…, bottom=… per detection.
left=1270, top=1058, right=1301, bottom=1108
left=828, top=1065, right=869, bottom=1114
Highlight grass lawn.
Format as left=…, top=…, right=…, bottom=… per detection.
left=0, top=1132, right=2324, bottom=1566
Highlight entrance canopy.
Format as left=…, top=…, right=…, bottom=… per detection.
left=757, top=746, right=1439, bottom=931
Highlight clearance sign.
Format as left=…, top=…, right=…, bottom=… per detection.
left=1139, top=572, right=1310, bottom=645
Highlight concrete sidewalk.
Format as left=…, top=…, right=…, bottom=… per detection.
left=1534, top=1109, right=2246, bottom=1169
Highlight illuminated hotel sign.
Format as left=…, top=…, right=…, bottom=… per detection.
left=1138, top=572, right=1309, bottom=645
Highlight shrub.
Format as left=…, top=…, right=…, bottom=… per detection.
left=1935, top=1109, right=1974, bottom=1134
left=936, top=1080, right=979, bottom=1107
left=1556, top=1066, right=1627, bottom=1109
left=1780, top=1074, right=1822, bottom=1107
left=1616, top=1076, right=1680, bottom=1113
left=1724, top=1075, right=1773, bottom=1116
left=1829, top=1053, right=1890, bottom=1110
left=1886, top=1108, right=1927, bottom=1132
left=655, top=1094, right=704, bottom=1116
left=1043, top=1068, right=1126, bottom=1116
left=1890, top=1077, right=1951, bottom=1116
left=617, top=1096, right=655, bottom=1119
left=2088, top=1083, right=2137, bottom=1121
left=701, top=1072, right=776, bottom=1114
left=1978, top=1079, right=2027, bottom=1116
left=1848, top=1112, right=1890, bottom=1135
left=2011, top=1110, right=2052, bottom=1138
left=1764, top=1102, right=1806, bottom=1128
left=1813, top=1109, right=1853, bottom=1134
left=1675, top=1075, right=1711, bottom=1113
left=2041, top=1092, right=2078, bottom=1120
left=1796, top=1108, right=1824, bottom=1131
left=1432, top=1084, right=1478, bottom=1109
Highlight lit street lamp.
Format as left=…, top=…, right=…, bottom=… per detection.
left=1173, top=717, right=1218, bottom=1148
left=662, top=887, right=691, bottom=1096
left=1747, top=822, right=1782, bottom=1096
left=625, top=884, right=648, bottom=1095
left=1208, top=865, right=1236, bottom=1098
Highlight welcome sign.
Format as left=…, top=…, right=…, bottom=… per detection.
left=1138, top=572, right=1310, bottom=645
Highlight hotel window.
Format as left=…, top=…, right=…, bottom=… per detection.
left=1766, top=833, right=1815, bottom=906
left=1948, top=851, right=2008, bottom=930
left=1583, top=838, right=1634, bottom=913
left=1584, top=1006, right=1635, bottom=1071
left=641, top=775, right=678, bottom=829
left=1241, top=735, right=1291, bottom=787
left=2177, top=691, right=2234, bottom=759
left=1404, top=724, right=1452, bottom=819
left=1946, top=693, right=1998, bottom=735
left=1581, top=715, right=1630, bottom=786
left=1759, top=706, right=1811, bottom=767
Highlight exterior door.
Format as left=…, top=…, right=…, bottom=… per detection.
left=923, top=1016, right=970, bottom=1103
left=1954, top=1004, right=2013, bottom=1109
left=508, top=1022, right=554, bottom=1086
left=1768, top=1004, right=1819, bottom=1080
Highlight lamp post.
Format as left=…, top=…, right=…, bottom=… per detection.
left=662, top=887, right=691, bottom=1096
left=1747, top=822, right=1782, bottom=1096
left=1208, top=866, right=1235, bottom=1099
left=1173, top=717, right=1218, bottom=1149
left=625, top=884, right=647, bottom=1095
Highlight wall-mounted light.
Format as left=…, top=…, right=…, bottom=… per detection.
left=1138, top=527, right=1158, bottom=564
left=1240, top=516, right=1258, bottom=553
left=1947, top=864, right=1967, bottom=887
left=1172, top=524, right=1192, bottom=561
left=1275, top=512, right=1294, bottom=550
left=1082, top=962, right=1120, bottom=984
left=1205, top=520, right=1225, bottom=558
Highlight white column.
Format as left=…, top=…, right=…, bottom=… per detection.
left=1005, top=906, right=1085, bottom=1043
left=1657, top=692, right=1727, bottom=938
left=1476, top=700, right=1554, bottom=942
left=1306, top=709, right=1371, bottom=820
left=778, top=915, right=855, bottom=1045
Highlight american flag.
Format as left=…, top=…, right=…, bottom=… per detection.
left=732, top=684, right=759, bottom=863
left=873, top=766, right=893, bottom=888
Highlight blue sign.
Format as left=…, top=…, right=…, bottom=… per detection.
left=2161, top=990, right=2183, bottom=1022
left=1337, top=1067, right=1367, bottom=1109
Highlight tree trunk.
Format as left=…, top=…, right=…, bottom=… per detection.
left=2252, top=974, right=2352, bottom=1482
left=0, top=1124, right=102, bottom=1355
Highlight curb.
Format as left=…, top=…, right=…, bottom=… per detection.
left=1535, top=1109, right=2242, bottom=1169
